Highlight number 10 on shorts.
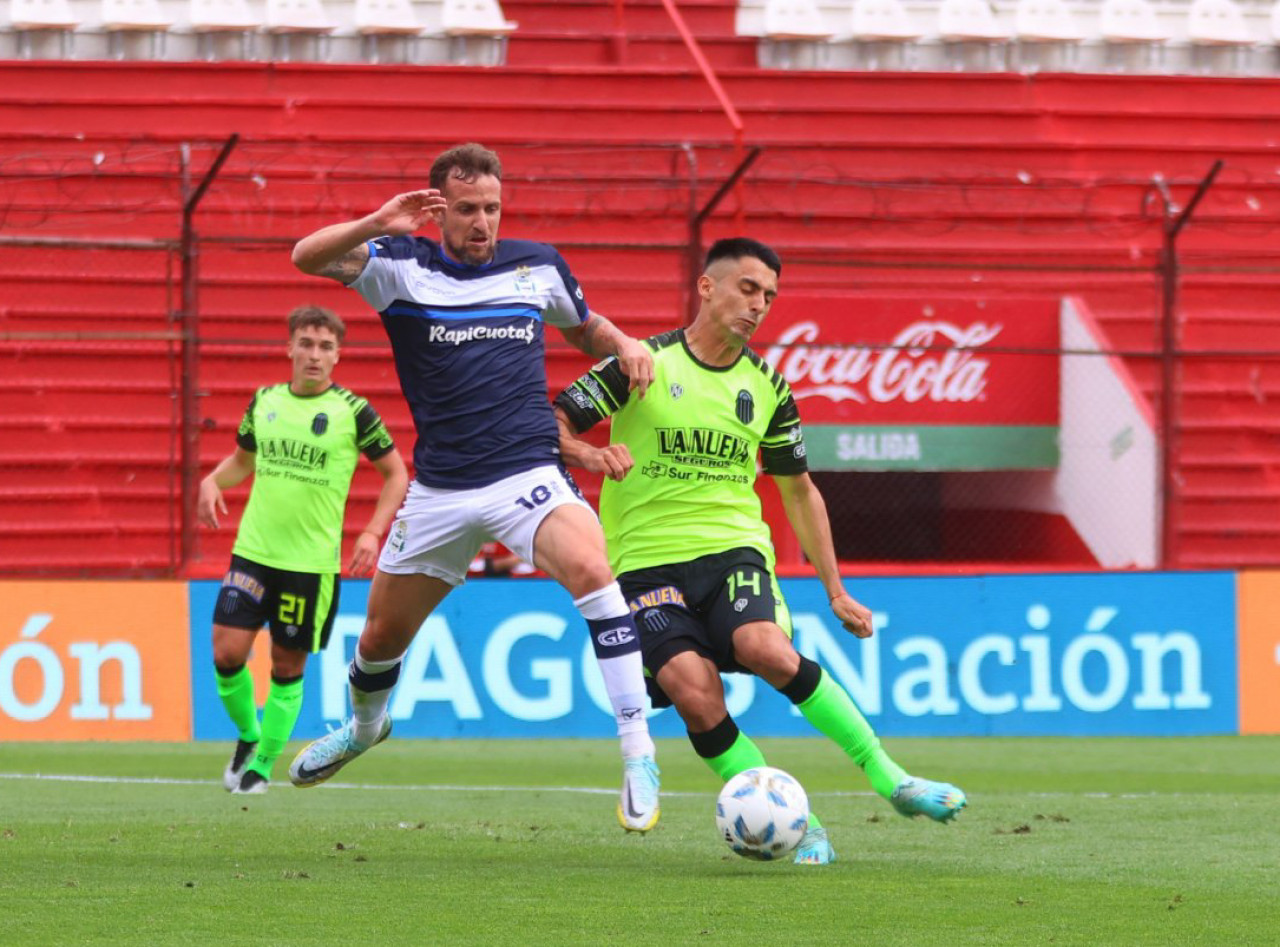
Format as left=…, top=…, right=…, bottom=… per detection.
left=514, top=484, right=552, bottom=511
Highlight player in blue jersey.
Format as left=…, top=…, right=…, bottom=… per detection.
left=286, top=143, right=660, bottom=832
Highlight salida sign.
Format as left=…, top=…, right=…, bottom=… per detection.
left=757, top=295, right=1061, bottom=470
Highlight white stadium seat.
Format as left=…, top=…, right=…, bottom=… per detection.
left=759, top=0, right=833, bottom=69
left=1186, top=0, right=1254, bottom=74
left=354, top=0, right=425, bottom=63
left=937, top=0, right=1009, bottom=71
left=848, top=0, right=920, bottom=70
left=188, top=0, right=261, bottom=60
left=263, top=0, right=335, bottom=61
left=440, top=0, right=517, bottom=65
left=1013, top=0, right=1084, bottom=72
left=9, top=0, right=79, bottom=59
left=101, top=0, right=173, bottom=60
left=1098, top=0, right=1168, bottom=72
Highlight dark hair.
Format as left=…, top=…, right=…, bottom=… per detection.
left=287, top=304, right=346, bottom=343
left=429, top=143, right=503, bottom=192
left=704, top=237, right=782, bottom=277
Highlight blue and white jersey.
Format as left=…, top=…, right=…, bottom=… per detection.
left=350, top=236, right=589, bottom=489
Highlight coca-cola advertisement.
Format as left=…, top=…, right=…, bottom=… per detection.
left=758, top=295, right=1059, bottom=427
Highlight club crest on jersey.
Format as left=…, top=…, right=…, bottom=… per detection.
left=642, top=609, right=670, bottom=632
left=735, top=390, right=754, bottom=424
left=389, top=519, right=408, bottom=554
left=513, top=266, right=535, bottom=297
left=670, top=383, right=684, bottom=400
left=223, top=570, right=266, bottom=603
left=312, top=413, right=328, bottom=436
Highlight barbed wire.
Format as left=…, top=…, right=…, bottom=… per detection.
left=4, top=139, right=1280, bottom=240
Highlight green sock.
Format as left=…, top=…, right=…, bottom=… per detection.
left=797, top=669, right=907, bottom=800
left=702, top=730, right=823, bottom=830
left=247, top=676, right=304, bottom=780
left=702, top=729, right=767, bottom=782
left=215, top=665, right=260, bottom=744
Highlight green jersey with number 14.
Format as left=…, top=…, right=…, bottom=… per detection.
left=554, top=329, right=809, bottom=576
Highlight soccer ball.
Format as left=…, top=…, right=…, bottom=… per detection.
left=715, top=766, right=810, bottom=861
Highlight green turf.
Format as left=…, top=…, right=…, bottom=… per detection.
left=2, top=736, right=1278, bottom=946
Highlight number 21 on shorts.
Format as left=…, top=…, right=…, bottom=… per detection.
left=278, top=593, right=308, bottom=626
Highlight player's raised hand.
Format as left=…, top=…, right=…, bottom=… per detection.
left=831, top=590, right=874, bottom=638
left=373, top=190, right=447, bottom=236
left=349, top=530, right=381, bottom=577
left=615, top=337, right=654, bottom=398
left=197, top=478, right=228, bottom=529
left=584, top=443, right=635, bottom=482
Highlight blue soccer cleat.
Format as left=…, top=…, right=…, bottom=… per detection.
left=793, top=824, right=836, bottom=865
left=890, top=777, right=967, bottom=822
left=289, top=716, right=392, bottom=788
left=617, top=754, right=660, bottom=833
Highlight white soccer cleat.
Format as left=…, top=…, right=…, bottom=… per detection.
left=617, top=754, right=660, bottom=833
left=223, top=739, right=257, bottom=792
left=289, top=716, right=392, bottom=788
left=232, top=770, right=269, bottom=795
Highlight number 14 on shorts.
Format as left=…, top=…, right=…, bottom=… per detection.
left=727, top=569, right=761, bottom=602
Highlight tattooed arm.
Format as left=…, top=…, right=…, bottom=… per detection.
left=291, top=190, right=447, bottom=284
left=558, top=312, right=654, bottom=397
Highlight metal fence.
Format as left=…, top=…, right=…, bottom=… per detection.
left=3, top=140, right=1279, bottom=575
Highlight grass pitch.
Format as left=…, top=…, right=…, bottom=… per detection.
left=2, top=736, right=1278, bottom=946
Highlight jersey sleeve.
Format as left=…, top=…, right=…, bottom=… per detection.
left=760, top=387, right=809, bottom=476
left=347, top=236, right=410, bottom=312
left=541, top=247, right=590, bottom=329
left=553, top=356, right=632, bottom=432
left=353, top=398, right=397, bottom=461
left=234, top=390, right=261, bottom=452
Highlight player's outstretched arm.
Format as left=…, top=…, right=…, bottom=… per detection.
left=558, top=312, right=653, bottom=398
left=554, top=407, right=634, bottom=482
left=348, top=450, right=410, bottom=576
left=291, top=190, right=447, bottom=284
left=197, top=448, right=255, bottom=529
left=774, top=472, right=874, bottom=638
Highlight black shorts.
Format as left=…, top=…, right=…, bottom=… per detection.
left=617, top=547, right=791, bottom=708
left=213, top=554, right=340, bottom=653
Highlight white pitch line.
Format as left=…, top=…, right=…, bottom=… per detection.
left=0, top=773, right=1209, bottom=800
left=0, top=772, right=889, bottom=798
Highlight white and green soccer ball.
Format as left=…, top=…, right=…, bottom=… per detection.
left=715, top=766, right=810, bottom=861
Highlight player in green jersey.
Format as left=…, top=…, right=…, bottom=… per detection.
left=198, top=304, right=409, bottom=794
left=554, top=238, right=966, bottom=863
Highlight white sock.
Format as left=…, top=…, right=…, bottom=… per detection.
left=575, top=584, right=656, bottom=760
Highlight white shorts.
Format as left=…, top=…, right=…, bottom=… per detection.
left=378, top=464, right=594, bottom=586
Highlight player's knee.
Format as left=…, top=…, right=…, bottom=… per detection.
left=737, top=633, right=799, bottom=683
left=674, top=691, right=728, bottom=732
left=271, top=647, right=307, bottom=679
left=211, top=635, right=250, bottom=669
left=564, top=559, right=616, bottom=601
left=358, top=615, right=408, bottom=662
